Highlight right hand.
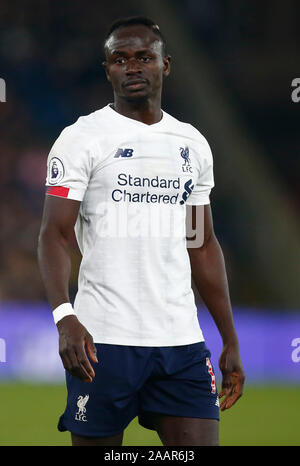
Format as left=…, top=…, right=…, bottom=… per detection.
left=57, top=315, right=98, bottom=383
left=218, top=342, right=245, bottom=411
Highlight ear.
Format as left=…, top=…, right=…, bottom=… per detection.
left=163, top=55, right=171, bottom=78
left=102, top=60, right=111, bottom=82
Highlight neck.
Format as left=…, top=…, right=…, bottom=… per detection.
left=112, top=94, right=162, bottom=125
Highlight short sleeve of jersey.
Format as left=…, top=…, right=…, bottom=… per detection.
left=186, top=135, right=214, bottom=206
left=45, top=124, right=93, bottom=201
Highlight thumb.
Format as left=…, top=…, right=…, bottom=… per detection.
left=85, top=334, right=98, bottom=363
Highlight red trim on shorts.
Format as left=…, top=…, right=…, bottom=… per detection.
left=206, top=357, right=216, bottom=394
left=46, top=186, right=70, bottom=198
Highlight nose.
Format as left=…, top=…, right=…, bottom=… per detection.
left=125, top=57, right=142, bottom=74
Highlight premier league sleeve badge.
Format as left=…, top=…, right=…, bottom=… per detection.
left=48, top=157, right=65, bottom=185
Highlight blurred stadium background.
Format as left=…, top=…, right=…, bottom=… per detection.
left=0, top=0, right=299, bottom=446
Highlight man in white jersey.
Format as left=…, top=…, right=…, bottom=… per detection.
left=38, top=16, right=245, bottom=446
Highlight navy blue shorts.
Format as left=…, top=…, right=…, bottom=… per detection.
left=58, top=342, right=219, bottom=438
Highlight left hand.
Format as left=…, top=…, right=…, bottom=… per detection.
left=218, top=342, right=245, bottom=411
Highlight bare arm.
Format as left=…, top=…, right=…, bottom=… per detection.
left=37, top=195, right=98, bottom=382
left=187, top=204, right=245, bottom=410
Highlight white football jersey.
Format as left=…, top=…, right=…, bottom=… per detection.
left=45, top=104, right=214, bottom=346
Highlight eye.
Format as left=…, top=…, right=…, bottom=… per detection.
left=139, top=56, right=152, bottom=63
left=114, top=57, right=127, bottom=64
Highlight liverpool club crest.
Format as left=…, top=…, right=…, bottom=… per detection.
left=180, top=146, right=193, bottom=173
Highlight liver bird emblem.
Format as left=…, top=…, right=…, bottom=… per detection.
left=76, top=394, right=89, bottom=420
left=180, top=146, right=190, bottom=165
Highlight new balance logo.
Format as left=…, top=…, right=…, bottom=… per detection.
left=114, top=148, right=134, bottom=158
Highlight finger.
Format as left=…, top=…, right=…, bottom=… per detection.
left=59, top=343, right=80, bottom=374
left=66, top=346, right=93, bottom=382
left=59, top=348, right=73, bottom=373
left=218, top=388, right=229, bottom=399
left=60, top=347, right=91, bottom=382
left=86, top=335, right=98, bottom=363
left=220, top=386, right=236, bottom=410
left=218, top=371, right=231, bottom=399
left=220, top=373, right=244, bottom=410
left=230, top=372, right=244, bottom=397
left=75, top=343, right=95, bottom=382
left=219, top=390, right=231, bottom=410
left=220, top=390, right=241, bottom=411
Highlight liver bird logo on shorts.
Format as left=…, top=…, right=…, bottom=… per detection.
left=75, top=394, right=89, bottom=422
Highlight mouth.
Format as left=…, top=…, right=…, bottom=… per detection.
left=123, top=79, right=148, bottom=90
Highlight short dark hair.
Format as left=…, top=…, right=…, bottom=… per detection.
left=104, top=16, right=167, bottom=56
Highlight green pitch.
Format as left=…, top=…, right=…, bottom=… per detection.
left=0, top=383, right=298, bottom=446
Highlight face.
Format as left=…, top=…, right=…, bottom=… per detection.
left=103, top=25, right=171, bottom=101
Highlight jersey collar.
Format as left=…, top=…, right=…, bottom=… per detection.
left=106, top=103, right=166, bottom=128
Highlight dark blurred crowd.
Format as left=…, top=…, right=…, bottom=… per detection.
left=174, top=0, right=300, bottom=206
left=0, top=0, right=299, bottom=304
left=0, top=1, right=137, bottom=301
